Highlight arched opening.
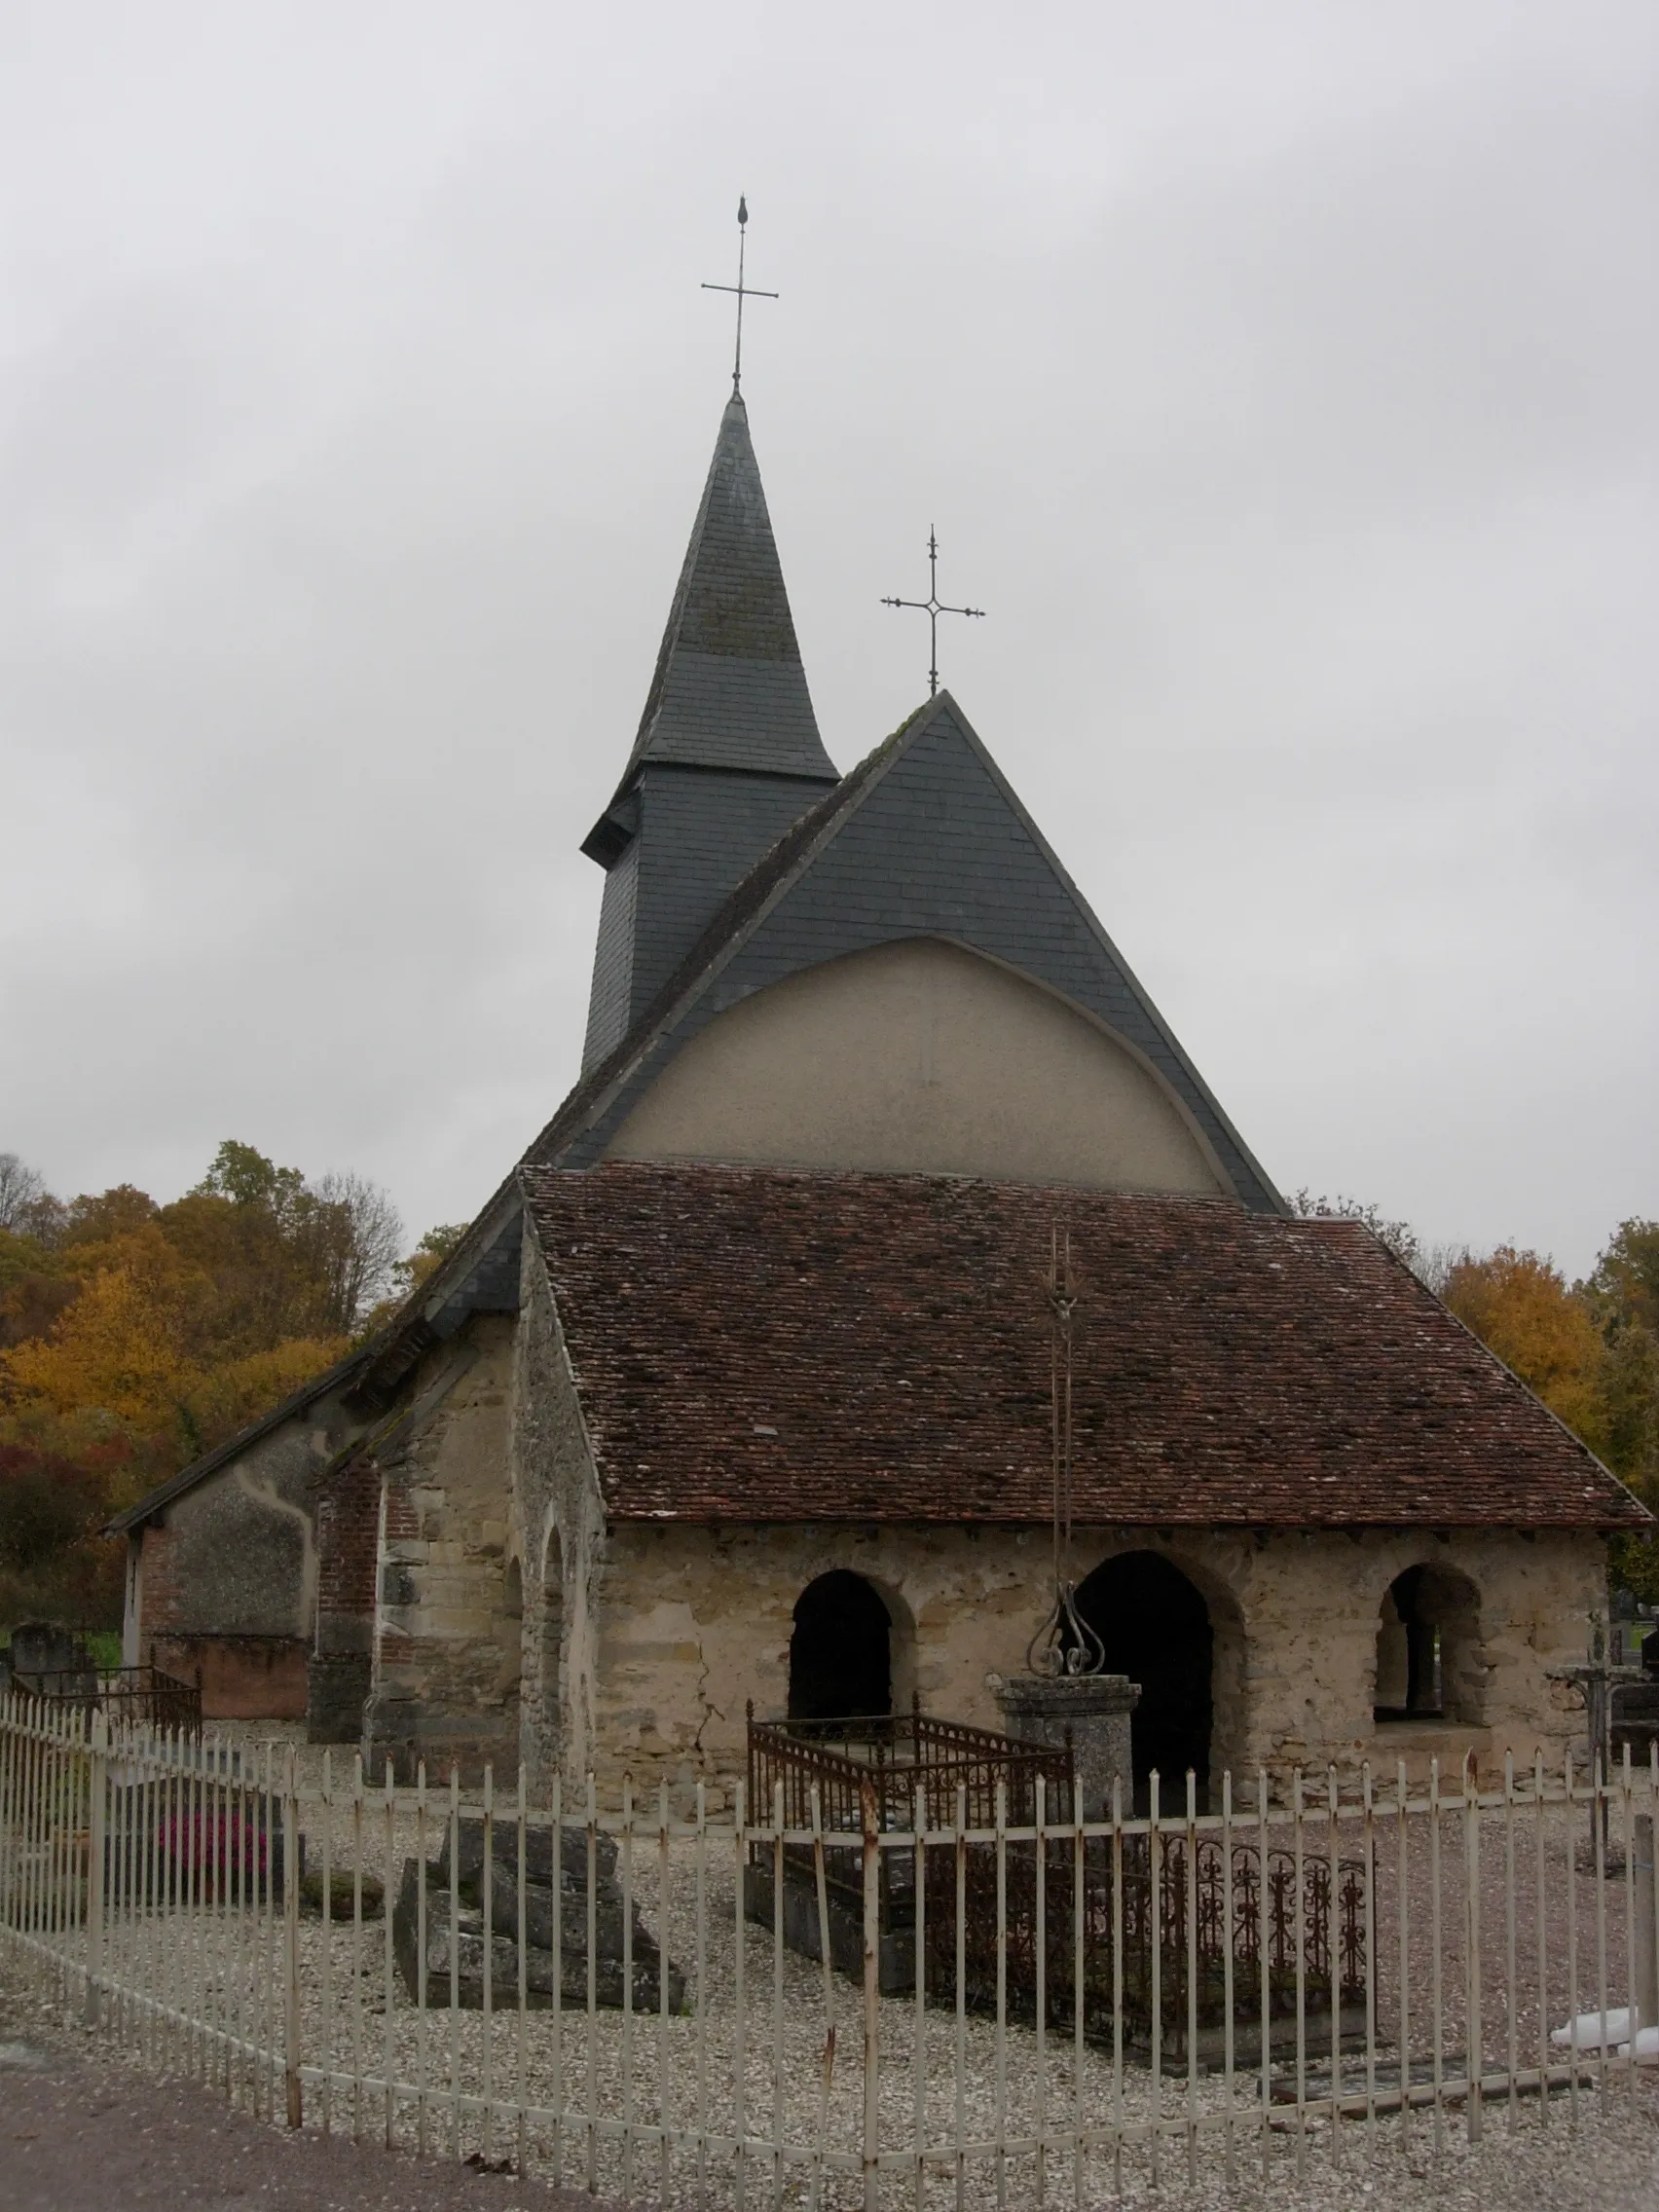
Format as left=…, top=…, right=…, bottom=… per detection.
left=1074, top=1552, right=1213, bottom=1803
left=789, top=1571, right=892, bottom=1722
left=1375, top=1565, right=1483, bottom=1724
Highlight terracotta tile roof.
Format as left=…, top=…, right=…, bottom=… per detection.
left=519, top=1162, right=1644, bottom=1531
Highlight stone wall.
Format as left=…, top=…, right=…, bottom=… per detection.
left=555, top=1520, right=1603, bottom=1802
left=125, top=1372, right=371, bottom=1718
left=507, top=1246, right=607, bottom=1790
left=361, top=1315, right=523, bottom=1784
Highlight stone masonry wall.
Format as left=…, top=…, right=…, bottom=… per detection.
left=566, top=1521, right=1603, bottom=1804
left=507, top=1246, right=607, bottom=1792
left=362, top=1315, right=522, bottom=1784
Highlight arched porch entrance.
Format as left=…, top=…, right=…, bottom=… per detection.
left=1375, top=1564, right=1483, bottom=1724
left=789, top=1570, right=893, bottom=1722
left=1074, top=1552, right=1214, bottom=1802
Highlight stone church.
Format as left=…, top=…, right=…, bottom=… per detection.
left=113, top=385, right=1646, bottom=1799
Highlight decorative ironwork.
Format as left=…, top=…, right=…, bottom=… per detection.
left=744, top=1711, right=1365, bottom=2049
left=926, top=1830, right=1367, bottom=2049
left=881, top=529, right=985, bottom=698
left=15, top=1664, right=201, bottom=1736
left=701, top=195, right=777, bottom=398
left=1026, top=1224, right=1103, bottom=1678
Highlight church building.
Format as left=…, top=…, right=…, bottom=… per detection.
left=112, top=382, right=1646, bottom=1799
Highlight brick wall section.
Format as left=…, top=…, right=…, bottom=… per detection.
left=307, top=1445, right=384, bottom=1742
left=136, top=1523, right=184, bottom=1638
left=313, top=1451, right=382, bottom=1626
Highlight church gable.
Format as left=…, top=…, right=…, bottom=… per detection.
left=538, top=693, right=1282, bottom=1211
left=607, top=935, right=1229, bottom=1195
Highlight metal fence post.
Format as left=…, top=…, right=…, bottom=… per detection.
left=1464, top=1753, right=1482, bottom=2144
left=1636, top=1812, right=1656, bottom=2038
left=283, top=1744, right=302, bottom=2128
left=862, top=1775, right=879, bottom=2212
left=83, top=1707, right=107, bottom=2026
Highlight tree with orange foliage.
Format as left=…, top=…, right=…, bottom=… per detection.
left=1439, top=1245, right=1612, bottom=1456
left=0, top=1140, right=417, bottom=1633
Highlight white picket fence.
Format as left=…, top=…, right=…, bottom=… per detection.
left=2, top=1694, right=1656, bottom=2208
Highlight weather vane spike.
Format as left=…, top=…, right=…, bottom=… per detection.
left=881, top=529, right=986, bottom=697
left=701, top=195, right=778, bottom=398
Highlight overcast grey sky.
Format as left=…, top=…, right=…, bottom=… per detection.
left=1, top=2, right=1654, bottom=1277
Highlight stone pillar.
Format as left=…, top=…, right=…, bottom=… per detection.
left=994, top=1673, right=1140, bottom=1820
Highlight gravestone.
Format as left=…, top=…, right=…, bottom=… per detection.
left=393, top=1817, right=686, bottom=2012
left=3, top=1623, right=95, bottom=1700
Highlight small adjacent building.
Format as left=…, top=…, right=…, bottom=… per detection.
left=112, top=384, right=1647, bottom=1793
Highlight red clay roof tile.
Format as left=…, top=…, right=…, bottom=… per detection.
left=519, top=1162, right=1643, bottom=1530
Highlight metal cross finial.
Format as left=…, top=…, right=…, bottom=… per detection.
left=701, top=195, right=778, bottom=398
left=881, top=530, right=985, bottom=698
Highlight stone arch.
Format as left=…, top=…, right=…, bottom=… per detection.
left=1374, top=1562, right=1485, bottom=1725
left=789, top=1570, right=894, bottom=1722
left=1074, top=1550, right=1238, bottom=1805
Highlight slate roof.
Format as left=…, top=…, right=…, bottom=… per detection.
left=589, top=392, right=836, bottom=824
left=578, top=391, right=839, bottom=1063
left=535, top=693, right=1286, bottom=1213
left=520, top=1161, right=1645, bottom=1531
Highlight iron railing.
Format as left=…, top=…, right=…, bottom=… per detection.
left=3, top=1694, right=1656, bottom=2209
left=13, top=1663, right=202, bottom=1736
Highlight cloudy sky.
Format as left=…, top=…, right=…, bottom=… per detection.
left=1, top=2, right=1654, bottom=1277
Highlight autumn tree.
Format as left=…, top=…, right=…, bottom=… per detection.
left=0, top=1153, right=49, bottom=1234
left=1438, top=1245, right=1609, bottom=1453
left=0, top=1139, right=408, bottom=1631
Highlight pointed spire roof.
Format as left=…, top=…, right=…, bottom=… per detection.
left=583, top=395, right=835, bottom=858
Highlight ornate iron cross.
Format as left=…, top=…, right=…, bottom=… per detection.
left=881, top=530, right=985, bottom=698
left=701, top=196, right=777, bottom=398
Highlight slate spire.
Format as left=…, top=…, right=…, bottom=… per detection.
left=579, top=394, right=840, bottom=1070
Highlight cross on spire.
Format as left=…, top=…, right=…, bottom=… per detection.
left=701, top=196, right=778, bottom=398
left=882, top=530, right=985, bottom=698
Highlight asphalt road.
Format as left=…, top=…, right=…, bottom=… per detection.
left=0, top=1976, right=621, bottom=2212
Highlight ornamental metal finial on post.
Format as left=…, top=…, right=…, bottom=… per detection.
left=701, top=195, right=778, bottom=398
left=881, top=529, right=985, bottom=697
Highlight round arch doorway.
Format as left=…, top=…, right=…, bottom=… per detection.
left=788, top=1571, right=893, bottom=1722
left=1074, top=1552, right=1213, bottom=1803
